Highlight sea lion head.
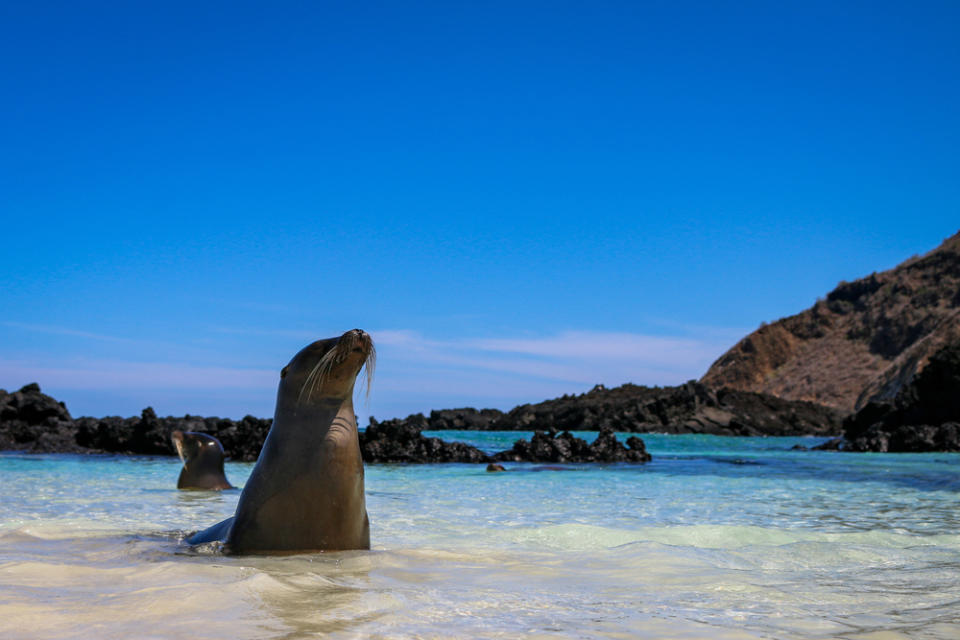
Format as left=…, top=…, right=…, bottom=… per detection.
left=171, top=430, right=233, bottom=490
left=281, top=328, right=376, bottom=404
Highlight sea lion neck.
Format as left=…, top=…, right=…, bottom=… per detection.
left=272, top=380, right=359, bottom=443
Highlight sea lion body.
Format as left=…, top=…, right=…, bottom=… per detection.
left=172, top=430, right=233, bottom=490
left=188, top=329, right=374, bottom=554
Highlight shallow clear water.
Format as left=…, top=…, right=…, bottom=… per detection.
left=1, top=433, right=958, bottom=639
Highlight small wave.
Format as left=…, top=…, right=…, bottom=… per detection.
left=506, top=523, right=960, bottom=552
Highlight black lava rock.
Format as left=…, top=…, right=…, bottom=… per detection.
left=0, top=383, right=79, bottom=453
left=492, top=427, right=651, bottom=463
left=2, top=384, right=657, bottom=464
left=372, top=381, right=841, bottom=437
left=359, top=417, right=491, bottom=463
left=0, top=383, right=274, bottom=460
left=839, top=342, right=960, bottom=452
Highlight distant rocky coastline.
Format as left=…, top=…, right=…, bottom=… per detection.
left=374, top=381, right=843, bottom=437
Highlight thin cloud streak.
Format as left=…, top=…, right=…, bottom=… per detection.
left=3, top=321, right=140, bottom=344
left=0, top=359, right=275, bottom=390
left=465, top=331, right=713, bottom=364
left=370, top=328, right=728, bottom=381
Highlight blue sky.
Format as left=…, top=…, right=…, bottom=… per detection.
left=1, top=1, right=957, bottom=421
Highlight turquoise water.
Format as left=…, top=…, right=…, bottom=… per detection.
left=1, top=433, right=958, bottom=639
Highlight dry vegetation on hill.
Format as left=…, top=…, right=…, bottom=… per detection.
left=701, top=232, right=960, bottom=412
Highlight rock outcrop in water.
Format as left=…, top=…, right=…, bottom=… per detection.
left=372, top=381, right=842, bottom=436
left=821, top=342, right=960, bottom=452
left=701, top=231, right=960, bottom=413
left=492, top=427, right=651, bottom=463
left=0, top=383, right=79, bottom=453
left=359, top=416, right=491, bottom=463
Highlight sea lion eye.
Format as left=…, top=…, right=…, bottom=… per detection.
left=280, top=366, right=288, bottom=379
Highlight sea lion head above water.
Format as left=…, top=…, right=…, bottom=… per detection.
left=172, top=430, right=234, bottom=491
left=186, top=328, right=375, bottom=554
left=281, top=327, right=376, bottom=404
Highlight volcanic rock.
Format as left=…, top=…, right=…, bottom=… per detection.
left=0, top=383, right=79, bottom=453
left=492, top=427, right=651, bottom=463
left=374, top=381, right=841, bottom=436
left=833, top=342, right=960, bottom=452
left=359, top=417, right=491, bottom=463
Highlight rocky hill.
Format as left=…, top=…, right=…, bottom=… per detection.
left=700, top=231, right=960, bottom=413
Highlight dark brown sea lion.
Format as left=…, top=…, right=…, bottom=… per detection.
left=187, top=329, right=375, bottom=554
left=172, top=430, right=234, bottom=490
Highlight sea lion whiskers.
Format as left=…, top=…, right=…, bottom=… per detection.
left=339, top=330, right=376, bottom=399
left=298, top=346, right=340, bottom=402
left=311, top=349, right=338, bottom=398
left=296, top=331, right=376, bottom=402
left=361, top=343, right=376, bottom=399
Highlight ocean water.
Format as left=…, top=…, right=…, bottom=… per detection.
left=1, top=432, right=958, bottom=639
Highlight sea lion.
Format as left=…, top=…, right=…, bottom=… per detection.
left=187, top=328, right=375, bottom=554
left=172, top=430, right=234, bottom=490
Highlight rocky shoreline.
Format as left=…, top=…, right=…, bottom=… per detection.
left=0, top=384, right=655, bottom=464
left=4, top=339, right=959, bottom=458
left=0, top=384, right=273, bottom=461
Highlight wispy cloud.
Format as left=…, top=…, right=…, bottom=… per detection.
left=2, top=321, right=140, bottom=344
left=367, top=328, right=730, bottom=387
left=466, top=331, right=712, bottom=364
left=0, top=358, right=275, bottom=390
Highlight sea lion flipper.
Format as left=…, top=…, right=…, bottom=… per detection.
left=186, top=516, right=234, bottom=545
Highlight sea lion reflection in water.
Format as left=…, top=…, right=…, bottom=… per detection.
left=172, top=430, right=234, bottom=490
left=188, top=329, right=375, bottom=554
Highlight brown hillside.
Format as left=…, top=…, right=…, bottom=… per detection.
left=700, top=231, right=960, bottom=413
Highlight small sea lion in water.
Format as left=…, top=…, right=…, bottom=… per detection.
left=172, top=430, right=234, bottom=490
left=187, top=329, right=375, bottom=554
